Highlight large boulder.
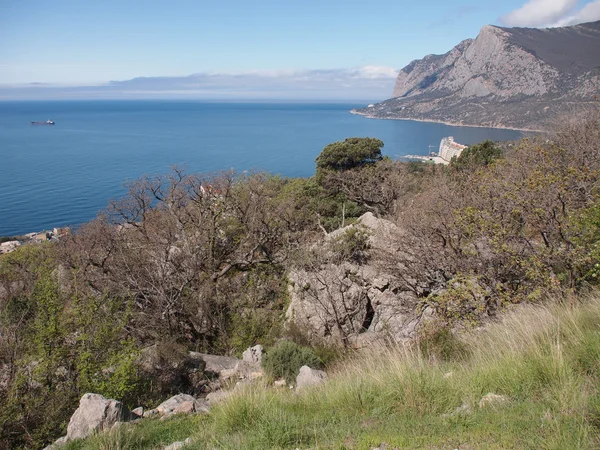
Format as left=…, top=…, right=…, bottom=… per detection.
left=286, top=213, right=427, bottom=347
left=189, top=352, right=240, bottom=380
left=296, top=366, right=327, bottom=390
left=154, top=393, right=209, bottom=416
left=66, top=393, right=129, bottom=440
left=242, top=345, right=263, bottom=366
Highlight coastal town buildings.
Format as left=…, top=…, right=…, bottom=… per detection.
left=0, top=227, right=71, bottom=255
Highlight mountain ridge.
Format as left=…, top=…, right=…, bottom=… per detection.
left=354, top=20, right=600, bottom=130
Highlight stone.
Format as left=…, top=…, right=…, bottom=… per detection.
left=155, top=394, right=209, bottom=416
left=131, top=407, right=143, bottom=419
left=189, top=352, right=240, bottom=379
left=164, top=437, right=191, bottom=450
left=66, top=393, right=129, bottom=440
left=296, top=365, right=327, bottom=390
left=479, top=393, right=508, bottom=409
left=274, top=378, right=287, bottom=388
left=143, top=409, right=158, bottom=418
left=242, top=345, right=263, bottom=366
left=42, top=436, right=68, bottom=450
left=285, top=212, right=425, bottom=347
left=173, top=401, right=196, bottom=415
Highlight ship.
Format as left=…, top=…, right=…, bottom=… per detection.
left=31, top=120, right=55, bottom=125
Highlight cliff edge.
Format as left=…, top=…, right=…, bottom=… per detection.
left=355, top=21, right=600, bottom=130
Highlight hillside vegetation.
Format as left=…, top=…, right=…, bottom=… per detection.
left=65, top=294, right=600, bottom=449
left=1, top=106, right=599, bottom=448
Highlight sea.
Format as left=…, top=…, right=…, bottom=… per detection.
left=0, top=100, right=524, bottom=236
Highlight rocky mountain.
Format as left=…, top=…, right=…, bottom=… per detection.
left=353, top=21, right=600, bottom=130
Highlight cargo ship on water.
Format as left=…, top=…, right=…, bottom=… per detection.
left=31, top=120, right=55, bottom=125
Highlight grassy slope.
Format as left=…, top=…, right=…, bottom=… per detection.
left=65, top=296, right=600, bottom=449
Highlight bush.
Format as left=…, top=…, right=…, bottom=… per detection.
left=331, top=225, right=371, bottom=264
left=262, top=340, right=322, bottom=384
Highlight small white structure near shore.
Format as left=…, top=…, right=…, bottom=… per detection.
left=438, top=136, right=467, bottom=162
left=403, top=136, right=468, bottom=165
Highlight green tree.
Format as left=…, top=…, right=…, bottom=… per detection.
left=450, top=140, right=503, bottom=172
left=315, top=137, right=384, bottom=175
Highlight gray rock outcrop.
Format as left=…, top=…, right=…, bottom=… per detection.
left=189, top=352, right=240, bottom=380
left=66, top=393, right=129, bottom=440
left=154, top=393, right=209, bottom=416
left=287, top=213, right=427, bottom=347
left=242, top=344, right=263, bottom=366
left=354, top=20, right=600, bottom=130
left=296, top=366, right=327, bottom=390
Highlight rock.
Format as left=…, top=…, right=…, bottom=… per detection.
left=189, top=352, right=240, bottom=379
left=479, top=393, right=508, bottom=408
left=131, top=407, right=143, bottom=419
left=66, top=393, right=130, bottom=440
left=242, top=345, right=263, bottom=366
left=164, top=437, right=191, bottom=450
left=274, top=378, right=287, bottom=388
left=285, top=212, right=431, bottom=347
left=143, top=409, right=159, bottom=418
left=296, top=366, right=327, bottom=390
left=155, top=394, right=209, bottom=416
left=42, top=436, right=68, bottom=450
left=172, top=401, right=196, bottom=415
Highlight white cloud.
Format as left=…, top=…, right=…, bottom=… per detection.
left=0, top=66, right=399, bottom=100
left=551, top=0, right=600, bottom=25
left=353, top=66, right=399, bottom=79
left=500, top=0, right=578, bottom=26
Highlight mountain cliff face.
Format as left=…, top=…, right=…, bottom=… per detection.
left=354, top=21, right=600, bottom=130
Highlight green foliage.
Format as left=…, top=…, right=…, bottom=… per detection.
left=71, top=294, right=141, bottom=403
left=450, top=140, right=503, bottom=171
left=569, top=202, right=600, bottom=284
left=66, top=296, right=600, bottom=450
left=330, top=224, right=371, bottom=264
left=227, top=308, right=282, bottom=355
left=261, top=340, right=322, bottom=384
left=315, top=137, right=384, bottom=176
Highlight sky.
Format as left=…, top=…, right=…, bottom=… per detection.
left=1, top=0, right=599, bottom=101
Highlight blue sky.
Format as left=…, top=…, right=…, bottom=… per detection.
left=1, top=0, right=599, bottom=100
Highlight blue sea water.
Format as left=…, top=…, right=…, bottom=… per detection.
left=0, top=100, right=523, bottom=236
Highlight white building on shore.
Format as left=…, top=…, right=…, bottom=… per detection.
left=438, top=137, right=467, bottom=162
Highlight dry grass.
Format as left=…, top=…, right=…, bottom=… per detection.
left=67, top=294, right=600, bottom=449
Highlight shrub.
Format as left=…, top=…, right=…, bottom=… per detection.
left=262, top=340, right=322, bottom=384
left=331, top=225, right=371, bottom=264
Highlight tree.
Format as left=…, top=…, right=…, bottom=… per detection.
left=315, top=137, right=384, bottom=175
left=450, top=140, right=503, bottom=172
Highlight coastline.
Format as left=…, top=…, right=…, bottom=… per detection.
left=350, top=109, right=543, bottom=133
